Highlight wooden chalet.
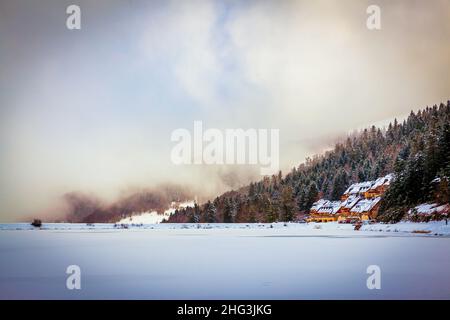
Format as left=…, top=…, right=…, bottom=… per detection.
left=309, top=174, right=393, bottom=223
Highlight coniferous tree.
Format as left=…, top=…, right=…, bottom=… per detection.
left=331, top=170, right=348, bottom=200
left=305, top=182, right=319, bottom=210
left=223, top=198, right=233, bottom=223
left=280, top=186, right=295, bottom=221
left=204, top=201, right=217, bottom=223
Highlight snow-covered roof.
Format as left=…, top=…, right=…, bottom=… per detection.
left=310, top=174, right=394, bottom=214
left=341, top=194, right=361, bottom=209
left=343, top=181, right=373, bottom=195
left=317, top=201, right=342, bottom=215
left=311, top=199, right=342, bottom=214
left=369, top=174, right=394, bottom=190
left=350, top=197, right=381, bottom=213
left=343, top=174, right=394, bottom=195
left=311, top=199, right=329, bottom=211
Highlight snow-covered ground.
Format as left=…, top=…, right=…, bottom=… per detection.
left=0, top=221, right=449, bottom=299
left=1, top=221, right=449, bottom=235
left=361, top=221, right=450, bottom=235
left=117, top=210, right=166, bottom=224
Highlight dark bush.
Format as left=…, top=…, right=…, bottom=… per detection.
left=31, top=219, right=42, bottom=227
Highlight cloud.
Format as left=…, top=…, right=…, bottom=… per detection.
left=139, top=0, right=224, bottom=109
left=0, top=0, right=449, bottom=221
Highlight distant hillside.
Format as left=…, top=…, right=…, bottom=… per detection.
left=63, top=184, right=194, bottom=223
left=167, top=101, right=450, bottom=223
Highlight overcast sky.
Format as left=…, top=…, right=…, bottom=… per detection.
left=0, top=0, right=449, bottom=221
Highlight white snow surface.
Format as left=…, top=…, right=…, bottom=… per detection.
left=117, top=210, right=164, bottom=224
left=1, top=220, right=450, bottom=234
left=1, top=221, right=449, bottom=299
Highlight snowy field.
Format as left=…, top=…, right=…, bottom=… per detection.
left=0, top=222, right=449, bottom=299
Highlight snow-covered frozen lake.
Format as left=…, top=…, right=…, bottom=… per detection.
left=0, top=222, right=449, bottom=299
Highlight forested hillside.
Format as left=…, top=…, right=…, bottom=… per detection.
left=167, top=101, right=450, bottom=223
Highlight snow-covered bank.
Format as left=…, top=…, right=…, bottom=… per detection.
left=360, top=221, right=450, bottom=235
left=1, top=220, right=449, bottom=235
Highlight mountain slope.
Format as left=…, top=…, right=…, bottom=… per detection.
left=167, top=101, right=450, bottom=223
